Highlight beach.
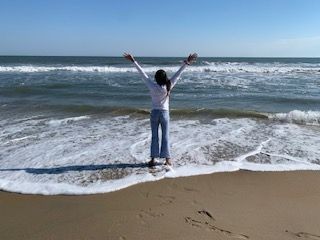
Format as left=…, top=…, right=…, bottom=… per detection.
left=1, top=170, right=320, bottom=240
left=1, top=0, right=320, bottom=239
left=1, top=56, right=320, bottom=239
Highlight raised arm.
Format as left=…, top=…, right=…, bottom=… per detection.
left=123, top=53, right=154, bottom=88
left=170, top=53, right=198, bottom=88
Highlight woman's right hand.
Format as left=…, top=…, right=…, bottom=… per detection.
left=123, top=53, right=135, bottom=62
left=184, top=53, right=198, bottom=65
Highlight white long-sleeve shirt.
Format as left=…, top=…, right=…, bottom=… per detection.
left=133, top=60, right=187, bottom=110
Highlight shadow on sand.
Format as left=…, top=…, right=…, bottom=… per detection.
left=0, top=162, right=152, bottom=175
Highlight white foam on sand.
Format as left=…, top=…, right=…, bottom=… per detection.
left=0, top=116, right=320, bottom=195
left=1, top=161, right=319, bottom=195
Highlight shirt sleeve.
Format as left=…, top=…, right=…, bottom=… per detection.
left=133, top=60, right=154, bottom=89
left=170, top=63, right=188, bottom=88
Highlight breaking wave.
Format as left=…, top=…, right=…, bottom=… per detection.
left=268, top=110, right=320, bottom=126
left=1, top=62, right=320, bottom=74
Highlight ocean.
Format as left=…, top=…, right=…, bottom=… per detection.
left=0, top=56, right=320, bottom=195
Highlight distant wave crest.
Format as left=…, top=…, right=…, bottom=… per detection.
left=48, top=115, right=90, bottom=127
left=1, top=62, right=320, bottom=74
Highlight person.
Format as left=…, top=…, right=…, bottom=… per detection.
left=123, top=52, right=198, bottom=167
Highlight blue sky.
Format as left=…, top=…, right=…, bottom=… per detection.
left=0, top=0, right=319, bottom=57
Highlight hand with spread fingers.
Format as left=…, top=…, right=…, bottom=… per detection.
left=184, top=53, right=198, bottom=65
left=123, top=53, right=135, bottom=62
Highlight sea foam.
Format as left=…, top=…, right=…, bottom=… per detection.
left=1, top=62, right=320, bottom=74
left=269, top=110, right=320, bottom=125
left=0, top=115, right=319, bottom=195
left=48, top=115, right=90, bottom=127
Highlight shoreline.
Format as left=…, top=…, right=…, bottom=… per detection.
left=1, top=170, right=320, bottom=240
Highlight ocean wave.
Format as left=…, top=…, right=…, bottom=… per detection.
left=48, top=115, right=90, bottom=127
left=268, top=110, right=320, bottom=125
left=35, top=105, right=270, bottom=119
left=53, top=106, right=320, bottom=126
left=200, top=61, right=320, bottom=74
left=0, top=65, right=137, bottom=73
left=1, top=62, right=320, bottom=74
left=3, top=102, right=319, bottom=126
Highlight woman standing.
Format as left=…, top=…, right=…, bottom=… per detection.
left=123, top=53, right=197, bottom=167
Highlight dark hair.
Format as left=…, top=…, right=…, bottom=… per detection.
left=155, top=69, right=171, bottom=96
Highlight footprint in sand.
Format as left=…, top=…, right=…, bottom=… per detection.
left=191, top=200, right=200, bottom=206
left=136, top=208, right=164, bottom=224
left=185, top=209, right=249, bottom=239
left=185, top=217, right=203, bottom=228
left=286, top=230, right=320, bottom=240
left=183, top=187, right=200, bottom=192
left=207, top=223, right=249, bottom=240
left=156, top=194, right=175, bottom=205
left=197, top=210, right=215, bottom=221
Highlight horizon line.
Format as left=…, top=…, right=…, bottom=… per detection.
left=1, top=55, right=320, bottom=58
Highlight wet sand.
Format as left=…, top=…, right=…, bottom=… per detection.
left=1, top=170, right=320, bottom=240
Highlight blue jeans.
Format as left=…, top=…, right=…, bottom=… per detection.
left=150, top=109, right=170, bottom=158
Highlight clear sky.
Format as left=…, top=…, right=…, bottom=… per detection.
left=0, top=0, right=319, bottom=57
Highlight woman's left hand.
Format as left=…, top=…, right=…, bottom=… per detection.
left=184, top=53, right=198, bottom=65
left=123, top=53, right=135, bottom=62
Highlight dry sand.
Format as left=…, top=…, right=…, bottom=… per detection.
left=1, top=170, right=320, bottom=240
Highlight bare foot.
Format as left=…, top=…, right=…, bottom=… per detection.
left=148, top=159, right=156, bottom=167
